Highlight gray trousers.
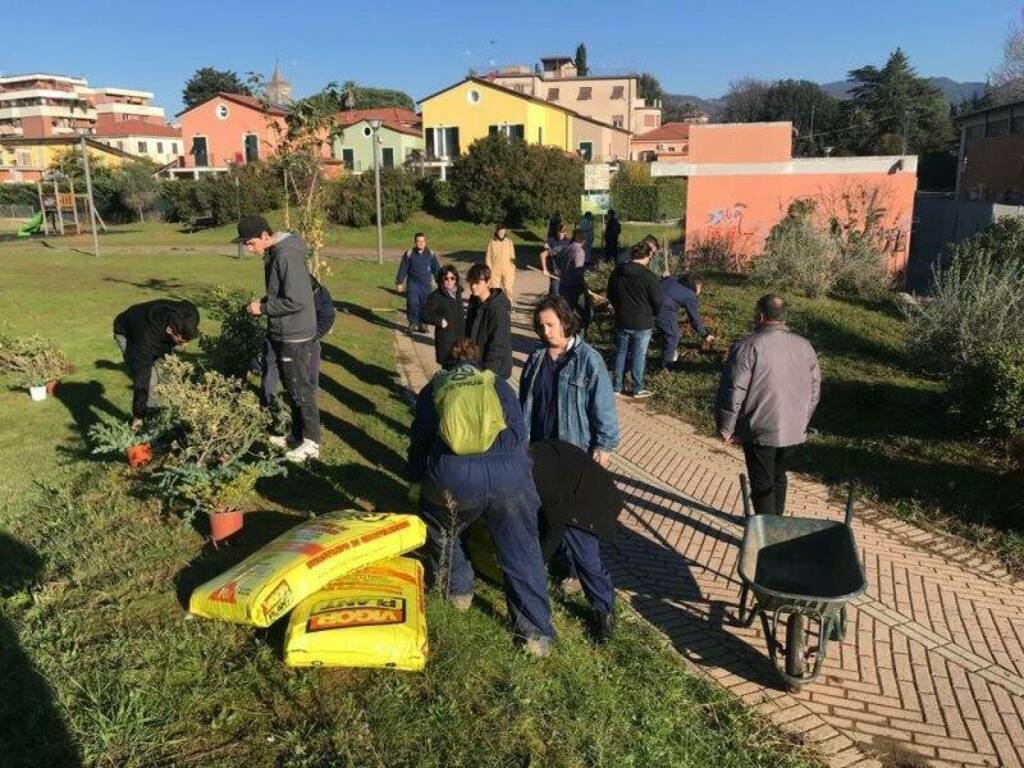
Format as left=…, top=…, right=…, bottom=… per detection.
left=114, top=334, right=160, bottom=410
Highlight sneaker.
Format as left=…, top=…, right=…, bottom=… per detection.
left=450, top=594, right=473, bottom=612
left=417, top=324, right=428, bottom=333
left=285, top=439, right=320, bottom=463
left=560, top=577, right=583, bottom=596
left=268, top=435, right=299, bottom=450
left=633, top=389, right=654, bottom=399
left=595, top=611, right=615, bottom=643
left=668, top=350, right=679, bottom=364
left=523, top=635, right=552, bottom=658
left=615, top=391, right=628, bottom=398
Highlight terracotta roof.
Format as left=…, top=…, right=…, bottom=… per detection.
left=335, top=107, right=419, bottom=127
left=418, top=77, right=631, bottom=134
left=633, top=122, right=691, bottom=142
left=176, top=91, right=288, bottom=118
left=92, top=119, right=182, bottom=138
left=337, top=116, right=422, bottom=138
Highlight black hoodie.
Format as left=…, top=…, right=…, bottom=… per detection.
left=466, top=288, right=513, bottom=379
left=113, top=299, right=199, bottom=418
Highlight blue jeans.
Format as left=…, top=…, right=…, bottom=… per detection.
left=406, top=284, right=430, bottom=327
left=420, top=481, right=554, bottom=641
left=657, top=315, right=681, bottom=368
left=553, top=527, right=615, bottom=614
left=613, top=328, right=653, bottom=393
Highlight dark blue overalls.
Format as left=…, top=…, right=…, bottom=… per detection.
left=396, top=248, right=440, bottom=327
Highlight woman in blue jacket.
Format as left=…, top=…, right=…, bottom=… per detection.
left=519, top=296, right=621, bottom=639
left=408, top=338, right=554, bottom=656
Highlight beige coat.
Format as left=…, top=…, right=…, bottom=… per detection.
left=485, top=237, right=516, bottom=297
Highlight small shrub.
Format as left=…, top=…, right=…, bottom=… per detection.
left=905, top=250, right=1024, bottom=373
left=954, top=216, right=1024, bottom=268
left=686, top=231, right=740, bottom=272
left=198, top=286, right=264, bottom=378
left=750, top=201, right=838, bottom=298
left=832, top=231, right=893, bottom=298
left=153, top=356, right=285, bottom=516
left=950, top=344, right=1024, bottom=450
left=0, top=334, right=73, bottom=387
left=88, top=409, right=176, bottom=456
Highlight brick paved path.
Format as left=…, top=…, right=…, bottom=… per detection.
left=393, top=268, right=1024, bottom=768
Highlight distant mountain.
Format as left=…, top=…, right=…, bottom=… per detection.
left=660, top=77, right=985, bottom=122
left=819, top=77, right=987, bottom=104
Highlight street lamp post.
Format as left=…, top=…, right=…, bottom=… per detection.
left=368, top=118, right=384, bottom=265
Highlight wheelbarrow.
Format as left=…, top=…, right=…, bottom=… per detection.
left=735, top=475, right=866, bottom=689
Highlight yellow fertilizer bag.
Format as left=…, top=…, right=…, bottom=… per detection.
left=432, top=363, right=506, bottom=455
left=189, top=512, right=427, bottom=627
left=284, top=556, right=428, bottom=671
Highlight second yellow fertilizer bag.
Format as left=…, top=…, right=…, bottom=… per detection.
left=284, top=556, right=428, bottom=671
left=189, top=512, right=427, bottom=627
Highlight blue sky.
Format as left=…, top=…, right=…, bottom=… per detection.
left=1, top=0, right=1015, bottom=114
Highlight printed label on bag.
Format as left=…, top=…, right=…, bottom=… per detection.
left=306, top=597, right=406, bottom=632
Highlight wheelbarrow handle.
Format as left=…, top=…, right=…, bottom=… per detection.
left=739, top=474, right=752, bottom=518
left=844, top=482, right=855, bottom=527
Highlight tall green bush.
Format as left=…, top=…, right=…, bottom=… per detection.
left=327, top=167, right=421, bottom=227
left=159, top=162, right=282, bottom=224
left=0, top=184, right=38, bottom=207
left=448, top=134, right=582, bottom=225
left=950, top=344, right=1024, bottom=447
left=609, top=162, right=685, bottom=221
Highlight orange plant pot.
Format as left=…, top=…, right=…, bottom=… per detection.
left=209, top=508, right=244, bottom=546
left=125, top=443, right=153, bottom=468
left=45, top=380, right=59, bottom=396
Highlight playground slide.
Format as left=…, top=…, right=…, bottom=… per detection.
left=16, top=212, right=43, bottom=238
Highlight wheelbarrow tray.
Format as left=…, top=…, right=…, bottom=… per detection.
left=738, top=515, right=866, bottom=615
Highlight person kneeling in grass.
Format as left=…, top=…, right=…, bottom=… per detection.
left=113, top=298, right=199, bottom=428
left=520, top=296, right=620, bottom=640
left=407, top=338, right=554, bottom=657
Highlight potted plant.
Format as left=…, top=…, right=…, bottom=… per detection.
left=0, top=333, right=73, bottom=401
left=152, top=356, right=286, bottom=544
left=88, top=410, right=175, bottom=468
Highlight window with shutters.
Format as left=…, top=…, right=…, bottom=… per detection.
left=578, top=87, right=592, bottom=101
left=612, top=115, right=624, bottom=128
left=547, top=88, right=559, bottom=102
left=610, top=85, right=624, bottom=100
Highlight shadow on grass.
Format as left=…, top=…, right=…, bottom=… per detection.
left=334, top=301, right=406, bottom=333
left=0, top=533, right=83, bottom=767
left=318, top=373, right=409, bottom=435
left=102, top=276, right=197, bottom=294
left=321, top=341, right=412, bottom=404
left=257, top=461, right=408, bottom=515
left=811, top=378, right=947, bottom=440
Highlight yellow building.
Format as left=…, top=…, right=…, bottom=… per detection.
left=0, top=137, right=134, bottom=183
left=419, top=76, right=629, bottom=177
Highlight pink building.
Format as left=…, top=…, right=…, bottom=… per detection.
left=652, top=122, right=918, bottom=281
left=173, top=92, right=288, bottom=177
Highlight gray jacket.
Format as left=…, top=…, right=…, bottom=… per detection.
left=716, top=324, right=821, bottom=448
left=261, top=232, right=316, bottom=342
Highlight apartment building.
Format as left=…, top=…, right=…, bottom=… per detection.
left=488, top=56, right=661, bottom=136
left=954, top=99, right=1024, bottom=203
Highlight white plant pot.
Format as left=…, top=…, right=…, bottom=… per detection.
left=29, top=385, right=47, bottom=401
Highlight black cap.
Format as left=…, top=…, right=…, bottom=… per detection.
left=232, top=214, right=271, bottom=243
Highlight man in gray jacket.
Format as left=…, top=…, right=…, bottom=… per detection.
left=716, top=295, right=820, bottom=516
left=236, top=215, right=321, bottom=463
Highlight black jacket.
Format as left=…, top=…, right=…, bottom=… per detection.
left=422, top=288, right=465, bottom=365
left=606, top=261, right=663, bottom=331
left=113, top=299, right=198, bottom=418
left=261, top=233, right=316, bottom=342
left=529, top=439, right=623, bottom=560
left=466, top=289, right=513, bottom=379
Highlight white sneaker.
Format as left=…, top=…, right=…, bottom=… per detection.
left=285, top=439, right=320, bottom=463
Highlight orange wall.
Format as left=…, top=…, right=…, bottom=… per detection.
left=687, top=123, right=793, bottom=164
left=685, top=171, right=918, bottom=280
left=178, top=97, right=286, bottom=167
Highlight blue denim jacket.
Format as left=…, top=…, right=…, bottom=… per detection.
left=520, top=335, right=620, bottom=453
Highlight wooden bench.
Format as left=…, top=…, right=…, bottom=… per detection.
left=186, top=213, right=216, bottom=233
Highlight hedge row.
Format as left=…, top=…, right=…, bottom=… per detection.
left=610, top=175, right=686, bottom=222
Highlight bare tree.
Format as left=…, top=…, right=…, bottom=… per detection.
left=992, top=8, right=1024, bottom=102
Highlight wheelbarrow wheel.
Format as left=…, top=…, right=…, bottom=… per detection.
left=785, top=612, right=806, bottom=682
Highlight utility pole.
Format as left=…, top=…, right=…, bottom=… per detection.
left=809, top=104, right=815, bottom=151
left=901, top=108, right=909, bottom=155
left=369, top=119, right=384, bottom=265
left=80, top=135, right=100, bottom=257
left=234, top=171, right=243, bottom=259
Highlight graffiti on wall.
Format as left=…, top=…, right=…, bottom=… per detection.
left=701, top=202, right=761, bottom=257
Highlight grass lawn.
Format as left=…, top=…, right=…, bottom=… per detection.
left=1, top=211, right=682, bottom=263
left=0, top=242, right=818, bottom=767
left=586, top=263, right=1022, bottom=571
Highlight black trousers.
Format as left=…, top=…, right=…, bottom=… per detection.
left=272, top=339, right=321, bottom=444
left=742, top=443, right=796, bottom=516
